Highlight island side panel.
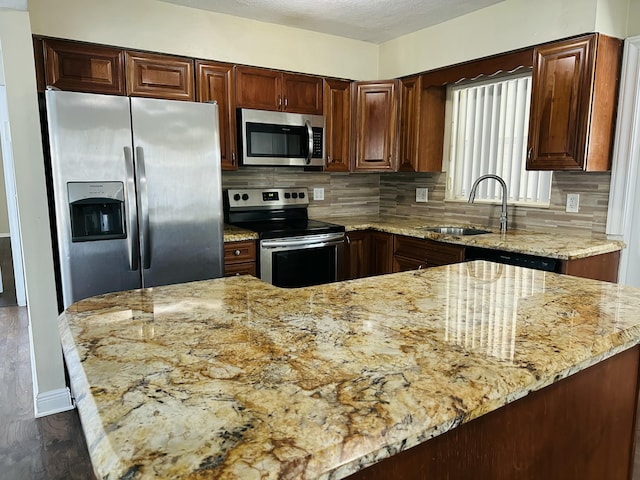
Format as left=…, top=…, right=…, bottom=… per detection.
left=347, top=346, right=640, bottom=480
left=558, top=250, right=621, bottom=282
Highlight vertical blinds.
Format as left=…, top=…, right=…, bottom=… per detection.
left=446, top=72, right=552, bottom=206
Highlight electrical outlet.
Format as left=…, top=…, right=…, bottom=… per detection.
left=416, top=187, right=428, bottom=203
left=566, top=193, right=580, bottom=213
left=313, top=187, right=325, bottom=201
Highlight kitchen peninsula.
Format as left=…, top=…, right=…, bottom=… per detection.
left=59, top=262, right=640, bottom=479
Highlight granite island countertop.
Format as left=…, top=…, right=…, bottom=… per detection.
left=60, top=262, right=640, bottom=479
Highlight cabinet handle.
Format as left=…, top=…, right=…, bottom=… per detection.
left=231, top=152, right=236, bottom=166
left=345, top=235, right=351, bottom=245
left=233, top=249, right=241, bottom=256
left=527, top=147, right=532, bottom=160
left=284, top=97, right=288, bottom=108
left=278, top=96, right=282, bottom=107
left=418, top=265, right=423, bottom=270
left=327, top=155, right=331, bottom=163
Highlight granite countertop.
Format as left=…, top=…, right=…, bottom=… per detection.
left=319, top=215, right=623, bottom=260
left=60, top=262, right=640, bottom=479
left=223, top=224, right=258, bottom=242
left=223, top=215, right=623, bottom=260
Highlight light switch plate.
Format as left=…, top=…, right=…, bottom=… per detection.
left=313, top=187, right=325, bottom=201
left=566, top=193, right=580, bottom=213
left=416, top=187, right=428, bottom=203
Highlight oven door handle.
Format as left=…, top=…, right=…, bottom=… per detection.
left=261, top=234, right=345, bottom=249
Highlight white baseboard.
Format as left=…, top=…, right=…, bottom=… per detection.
left=34, top=387, right=74, bottom=417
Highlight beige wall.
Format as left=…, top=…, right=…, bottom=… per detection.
left=379, top=0, right=629, bottom=79
left=28, top=0, right=378, bottom=80
left=0, top=10, right=66, bottom=411
left=628, top=0, right=640, bottom=35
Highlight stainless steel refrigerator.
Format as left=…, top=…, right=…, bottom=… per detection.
left=45, top=89, right=224, bottom=308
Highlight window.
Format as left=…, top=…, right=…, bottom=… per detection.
left=444, top=71, right=552, bottom=206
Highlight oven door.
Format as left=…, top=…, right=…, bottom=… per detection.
left=260, top=233, right=345, bottom=288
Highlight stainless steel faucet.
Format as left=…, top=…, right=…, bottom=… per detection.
left=468, top=174, right=508, bottom=233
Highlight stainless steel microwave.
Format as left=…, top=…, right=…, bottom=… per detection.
left=238, top=108, right=325, bottom=167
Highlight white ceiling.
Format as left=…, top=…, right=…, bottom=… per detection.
left=159, top=0, right=504, bottom=44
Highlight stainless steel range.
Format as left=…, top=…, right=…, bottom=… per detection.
left=224, top=188, right=345, bottom=287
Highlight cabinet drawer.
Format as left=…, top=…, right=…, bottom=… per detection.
left=224, top=240, right=256, bottom=264
left=424, top=241, right=465, bottom=267
left=394, top=235, right=429, bottom=260
left=394, top=235, right=465, bottom=267
left=224, top=262, right=257, bottom=277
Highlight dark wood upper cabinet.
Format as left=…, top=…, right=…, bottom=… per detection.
left=398, top=75, right=421, bottom=172
left=126, top=51, right=194, bottom=101
left=40, top=38, right=125, bottom=95
left=417, top=85, right=446, bottom=172
left=235, top=66, right=323, bottom=114
left=235, top=66, right=281, bottom=110
left=527, top=33, right=622, bottom=171
left=323, top=78, right=351, bottom=172
left=352, top=80, right=399, bottom=172
left=282, top=73, right=323, bottom=114
left=196, top=60, right=237, bottom=170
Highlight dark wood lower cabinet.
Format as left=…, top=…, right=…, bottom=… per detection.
left=345, top=231, right=370, bottom=279
left=348, top=346, right=640, bottom=480
left=369, top=232, right=393, bottom=276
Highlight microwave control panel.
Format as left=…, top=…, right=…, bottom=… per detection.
left=312, top=127, right=323, bottom=158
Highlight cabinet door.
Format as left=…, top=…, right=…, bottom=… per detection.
left=323, top=78, right=351, bottom=172
left=42, top=38, right=125, bottom=95
left=417, top=85, right=447, bottom=172
left=126, top=51, right=194, bottom=101
left=196, top=61, right=237, bottom=170
left=352, top=81, right=399, bottom=172
left=282, top=73, right=323, bottom=114
left=398, top=76, right=421, bottom=172
left=527, top=34, right=621, bottom=171
left=235, top=66, right=282, bottom=111
left=369, top=231, right=393, bottom=276
left=345, top=231, right=370, bottom=279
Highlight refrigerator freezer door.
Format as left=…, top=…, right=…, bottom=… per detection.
left=45, top=90, right=142, bottom=308
left=130, top=97, right=224, bottom=287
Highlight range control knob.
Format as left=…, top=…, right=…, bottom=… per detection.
left=233, top=193, right=241, bottom=201
left=299, top=192, right=305, bottom=199
left=242, top=193, right=249, bottom=201
left=284, top=192, right=291, bottom=199
left=292, top=192, right=298, bottom=199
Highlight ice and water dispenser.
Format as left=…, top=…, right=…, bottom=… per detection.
left=68, top=182, right=126, bottom=242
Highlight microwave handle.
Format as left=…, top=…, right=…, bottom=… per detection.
left=305, top=120, right=313, bottom=165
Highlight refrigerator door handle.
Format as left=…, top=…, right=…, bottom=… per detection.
left=135, top=146, right=151, bottom=270
left=123, top=146, right=139, bottom=271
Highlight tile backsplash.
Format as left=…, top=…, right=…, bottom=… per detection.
left=222, top=168, right=380, bottom=217
left=222, top=168, right=611, bottom=238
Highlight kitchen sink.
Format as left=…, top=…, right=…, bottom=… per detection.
left=423, top=226, right=492, bottom=236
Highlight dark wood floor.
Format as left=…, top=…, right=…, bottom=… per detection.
left=1, top=304, right=640, bottom=479
left=0, top=237, right=17, bottom=307
left=0, top=306, right=95, bottom=479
